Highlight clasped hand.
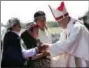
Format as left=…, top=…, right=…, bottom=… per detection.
left=37, top=44, right=48, bottom=53
left=32, top=44, right=49, bottom=60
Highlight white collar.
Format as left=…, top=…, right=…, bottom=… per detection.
left=64, top=18, right=76, bottom=34
left=67, top=18, right=75, bottom=29
left=12, top=31, right=19, bottom=36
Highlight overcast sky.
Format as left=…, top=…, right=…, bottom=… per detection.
left=1, top=1, right=89, bottom=25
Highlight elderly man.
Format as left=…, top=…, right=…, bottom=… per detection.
left=42, top=2, right=89, bottom=67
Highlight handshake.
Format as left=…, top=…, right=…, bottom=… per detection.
left=32, top=44, right=50, bottom=60
left=37, top=44, right=49, bottom=53
left=36, top=39, right=49, bottom=53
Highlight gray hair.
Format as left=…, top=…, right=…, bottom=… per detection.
left=7, top=17, right=20, bottom=29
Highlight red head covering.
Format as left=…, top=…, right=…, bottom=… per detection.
left=30, top=24, right=39, bottom=32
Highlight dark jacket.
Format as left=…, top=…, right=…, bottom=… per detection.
left=21, top=30, right=37, bottom=67
left=1, top=31, right=25, bottom=67
left=21, top=30, right=37, bottom=49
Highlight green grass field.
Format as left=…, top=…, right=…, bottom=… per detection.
left=46, top=21, right=62, bottom=34
left=48, top=27, right=61, bottom=34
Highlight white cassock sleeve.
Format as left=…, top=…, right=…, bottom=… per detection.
left=20, top=40, right=37, bottom=58
left=48, top=24, right=82, bottom=57
left=22, top=47, right=37, bottom=59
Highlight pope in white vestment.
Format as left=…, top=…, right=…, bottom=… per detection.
left=49, top=17, right=89, bottom=67
left=45, top=2, right=89, bottom=67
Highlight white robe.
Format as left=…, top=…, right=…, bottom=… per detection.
left=48, top=18, right=89, bottom=67
left=38, top=29, right=52, bottom=44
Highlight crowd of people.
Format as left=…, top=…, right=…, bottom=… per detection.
left=1, top=2, right=89, bottom=68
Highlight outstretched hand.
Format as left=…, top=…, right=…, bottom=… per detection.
left=37, top=44, right=48, bottom=53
